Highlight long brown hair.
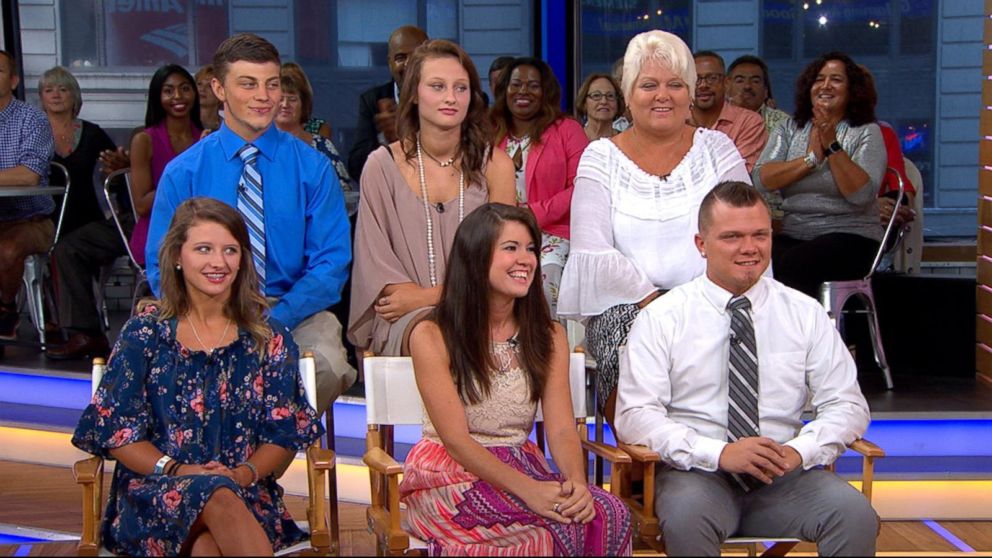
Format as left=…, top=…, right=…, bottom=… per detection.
left=397, top=39, right=492, bottom=186
left=491, top=57, right=565, bottom=146
left=433, top=203, right=553, bottom=405
left=156, top=197, right=272, bottom=354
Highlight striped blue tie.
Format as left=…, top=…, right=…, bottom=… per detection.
left=727, top=295, right=762, bottom=491
left=236, top=144, right=266, bottom=290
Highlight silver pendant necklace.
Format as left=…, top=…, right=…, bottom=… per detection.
left=186, top=313, right=233, bottom=353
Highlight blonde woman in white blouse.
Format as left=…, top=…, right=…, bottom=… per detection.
left=559, top=30, right=751, bottom=427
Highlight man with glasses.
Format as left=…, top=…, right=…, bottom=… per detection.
left=691, top=51, right=767, bottom=172
left=726, top=55, right=790, bottom=136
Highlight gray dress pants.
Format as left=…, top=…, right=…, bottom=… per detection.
left=655, top=467, right=879, bottom=556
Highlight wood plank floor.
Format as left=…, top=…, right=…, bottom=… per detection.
left=0, top=461, right=989, bottom=556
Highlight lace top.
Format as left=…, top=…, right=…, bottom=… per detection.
left=558, top=129, right=751, bottom=318
left=423, top=339, right=537, bottom=447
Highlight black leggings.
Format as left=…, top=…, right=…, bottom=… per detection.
left=772, top=233, right=880, bottom=299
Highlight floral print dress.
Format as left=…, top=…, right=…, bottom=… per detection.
left=72, top=309, right=323, bottom=556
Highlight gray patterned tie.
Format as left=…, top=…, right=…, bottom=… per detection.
left=727, top=295, right=761, bottom=491
left=236, top=144, right=265, bottom=290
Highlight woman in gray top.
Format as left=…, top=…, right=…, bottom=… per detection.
left=752, top=52, right=885, bottom=298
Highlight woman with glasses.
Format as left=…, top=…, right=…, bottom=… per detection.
left=492, top=57, right=589, bottom=320
left=576, top=73, right=625, bottom=141
left=559, top=31, right=750, bottom=429
left=275, top=62, right=354, bottom=190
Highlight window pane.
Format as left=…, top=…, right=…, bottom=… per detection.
left=60, top=0, right=229, bottom=68
left=578, top=0, right=692, bottom=80
left=760, top=0, right=937, bottom=207
left=336, top=0, right=416, bottom=68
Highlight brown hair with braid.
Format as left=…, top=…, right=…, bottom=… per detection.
left=397, top=39, right=493, bottom=186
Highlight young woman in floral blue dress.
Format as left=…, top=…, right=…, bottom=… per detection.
left=73, top=197, right=322, bottom=556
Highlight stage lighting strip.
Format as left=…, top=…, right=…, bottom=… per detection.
left=922, top=520, right=976, bottom=553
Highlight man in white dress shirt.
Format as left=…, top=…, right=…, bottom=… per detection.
left=615, top=181, right=878, bottom=556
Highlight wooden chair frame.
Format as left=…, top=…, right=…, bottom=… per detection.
left=73, top=353, right=338, bottom=556
left=362, top=349, right=627, bottom=557
left=593, top=436, right=884, bottom=556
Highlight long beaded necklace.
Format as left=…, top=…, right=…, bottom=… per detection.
left=186, top=313, right=233, bottom=353
left=416, top=132, right=465, bottom=287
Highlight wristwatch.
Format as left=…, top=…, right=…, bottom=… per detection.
left=803, top=151, right=819, bottom=169
left=824, top=140, right=843, bottom=158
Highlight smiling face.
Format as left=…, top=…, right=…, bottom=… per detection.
left=811, top=59, right=849, bottom=115
left=177, top=220, right=242, bottom=304
left=584, top=77, right=619, bottom=124
left=488, top=220, right=538, bottom=302
left=506, top=64, right=543, bottom=123
left=416, top=55, right=470, bottom=131
left=160, top=72, right=196, bottom=121
left=40, top=82, right=74, bottom=116
left=212, top=60, right=282, bottom=141
left=695, top=200, right=771, bottom=296
left=727, top=62, right=768, bottom=112
left=275, top=87, right=303, bottom=129
left=629, top=59, right=692, bottom=136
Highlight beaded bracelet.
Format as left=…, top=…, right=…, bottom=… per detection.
left=241, top=462, right=259, bottom=487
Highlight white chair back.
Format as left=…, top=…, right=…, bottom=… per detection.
left=894, top=157, right=924, bottom=274
left=91, top=359, right=106, bottom=397
left=364, top=353, right=587, bottom=426
left=299, top=352, right=318, bottom=412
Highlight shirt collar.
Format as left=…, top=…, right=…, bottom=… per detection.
left=217, top=122, right=280, bottom=162
left=699, top=274, right=769, bottom=315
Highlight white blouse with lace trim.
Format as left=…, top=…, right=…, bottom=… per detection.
left=558, top=128, right=751, bottom=319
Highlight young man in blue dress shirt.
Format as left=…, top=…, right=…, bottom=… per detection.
left=616, top=181, right=878, bottom=556
left=145, top=34, right=355, bottom=415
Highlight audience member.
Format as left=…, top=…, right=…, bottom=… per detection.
left=861, top=65, right=916, bottom=227
left=725, top=55, right=788, bottom=222
left=276, top=62, right=354, bottom=190
left=40, top=66, right=116, bottom=236
left=616, top=182, right=878, bottom=556
left=487, top=55, right=514, bottom=101
left=559, top=31, right=750, bottom=427
left=194, top=64, right=222, bottom=132
left=129, top=64, right=203, bottom=268
left=610, top=57, right=631, bottom=133
left=0, top=49, right=55, bottom=341
left=348, top=25, right=428, bottom=181
left=692, top=51, right=767, bottom=172
left=726, top=55, right=790, bottom=135
left=41, top=66, right=127, bottom=359
left=753, top=52, right=885, bottom=299
left=145, top=33, right=354, bottom=418
left=493, top=57, right=588, bottom=320
left=72, top=197, right=323, bottom=556
left=349, top=40, right=514, bottom=356
left=401, top=203, right=632, bottom=556
left=576, top=72, right=625, bottom=141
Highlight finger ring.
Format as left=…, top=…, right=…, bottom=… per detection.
left=552, top=502, right=561, bottom=514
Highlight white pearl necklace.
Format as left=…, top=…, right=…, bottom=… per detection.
left=417, top=133, right=465, bottom=287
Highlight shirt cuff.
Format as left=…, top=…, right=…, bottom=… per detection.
left=784, top=436, right=821, bottom=470
left=691, top=436, right=728, bottom=472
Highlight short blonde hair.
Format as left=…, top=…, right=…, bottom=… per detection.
left=38, top=66, right=82, bottom=117
left=621, top=30, right=696, bottom=103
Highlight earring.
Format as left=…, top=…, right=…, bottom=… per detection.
left=175, top=263, right=182, bottom=271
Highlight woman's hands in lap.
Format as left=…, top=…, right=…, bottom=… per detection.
left=520, top=479, right=595, bottom=524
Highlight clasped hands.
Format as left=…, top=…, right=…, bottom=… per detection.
left=718, top=437, right=803, bottom=485
left=175, top=460, right=255, bottom=488
left=807, top=103, right=841, bottom=162
left=522, top=479, right=596, bottom=525
left=375, top=283, right=434, bottom=323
